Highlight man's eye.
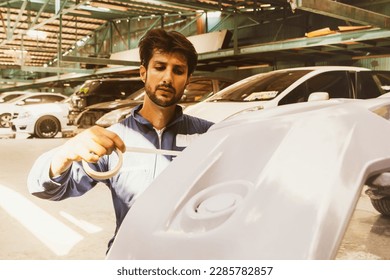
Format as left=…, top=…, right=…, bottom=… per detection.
left=155, top=66, right=165, bottom=71
left=174, top=68, right=185, bottom=75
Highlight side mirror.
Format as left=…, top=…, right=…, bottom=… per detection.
left=0, top=98, right=4, bottom=103
left=308, top=92, right=329, bottom=102
left=16, top=100, right=25, bottom=106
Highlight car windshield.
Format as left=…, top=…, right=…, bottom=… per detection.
left=208, top=70, right=311, bottom=102
left=126, top=88, right=146, bottom=101
left=0, top=93, right=24, bottom=102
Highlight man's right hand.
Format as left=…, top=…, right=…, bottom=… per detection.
left=50, top=126, right=126, bottom=178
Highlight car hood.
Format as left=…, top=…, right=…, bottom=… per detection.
left=107, top=98, right=390, bottom=259
left=86, top=99, right=142, bottom=110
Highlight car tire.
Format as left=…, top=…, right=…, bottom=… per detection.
left=370, top=197, right=390, bottom=216
left=0, top=113, right=12, bottom=128
left=34, top=115, right=60, bottom=138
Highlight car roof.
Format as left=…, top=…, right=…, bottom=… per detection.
left=10, top=92, right=66, bottom=102
left=272, top=66, right=371, bottom=72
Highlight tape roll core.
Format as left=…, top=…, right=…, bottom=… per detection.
left=82, top=148, right=123, bottom=180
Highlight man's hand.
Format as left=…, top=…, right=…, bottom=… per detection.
left=50, top=126, right=126, bottom=177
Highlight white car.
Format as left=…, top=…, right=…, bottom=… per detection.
left=184, top=66, right=386, bottom=122
left=12, top=98, right=76, bottom=138
left=0, top=92, right=67, bottom=128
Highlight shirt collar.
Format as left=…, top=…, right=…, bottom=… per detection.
left=130, top=104, right=184, bottom=128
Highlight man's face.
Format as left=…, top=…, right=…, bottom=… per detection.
left=140, top=50, right=190, bottom=107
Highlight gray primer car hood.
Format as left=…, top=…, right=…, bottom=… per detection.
left=107, top=98, right=390, bottom=259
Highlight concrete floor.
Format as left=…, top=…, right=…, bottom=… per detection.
left=0, top=128, right=390, bottom=260
left=0, top=129, right=115, bottom=259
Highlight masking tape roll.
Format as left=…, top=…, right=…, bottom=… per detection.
left=82, top=148, right=123, bottom=180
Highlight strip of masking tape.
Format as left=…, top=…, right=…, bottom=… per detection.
left=82, top=147, right=181, bottom=180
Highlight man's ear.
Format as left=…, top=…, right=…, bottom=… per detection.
left=140, top=65, right=147, bottom=83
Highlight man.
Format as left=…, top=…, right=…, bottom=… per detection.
left=28, top=28, right=213, bottom=250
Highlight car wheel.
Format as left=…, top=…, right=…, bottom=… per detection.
left=370, top=197, right=390, bottom=216
left=34, top=116, right=60, bottom=138
left=0, top=113, right=12, bottom=128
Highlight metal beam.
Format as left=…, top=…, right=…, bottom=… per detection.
left=0, top=0, right=28, bottom=46
left=198, top=28, right=390, bottom=60
left=21, top=66, right=94, bottom=74
left=61, top=55, right=140, bottom=66
left=293, top=0, right=390, bottom=29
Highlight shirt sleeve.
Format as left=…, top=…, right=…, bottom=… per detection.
left=27, top=147, right=100, bottom=200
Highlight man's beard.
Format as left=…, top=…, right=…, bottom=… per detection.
left=145, top=83, right=182, bottom=107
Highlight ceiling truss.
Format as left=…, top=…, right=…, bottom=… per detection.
left=1, top=0, right=390, bottom=91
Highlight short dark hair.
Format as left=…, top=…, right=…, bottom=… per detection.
left=138, top=28, right=198, bottom=76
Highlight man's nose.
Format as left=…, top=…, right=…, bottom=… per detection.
left=162, top=69, right=173, bottom=84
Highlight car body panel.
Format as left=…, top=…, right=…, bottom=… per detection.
left=107, top=98, right=390, bottom=259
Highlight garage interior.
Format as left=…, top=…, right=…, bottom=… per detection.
left=2, top=0, right=390, bottom=93
left=1, top=0, right=390, bottom=261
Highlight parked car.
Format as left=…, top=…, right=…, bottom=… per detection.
left=0, top=92, right=67, bottom=128
left=0, top=91, right=27, bottom=103
left=77, top=76, right=236, bottom=128
left=106, top=97, right=390, bottom=259
left=11, top=97, right=75, bottom=138
left=75, top=88, right=145, bottom=128
left=184, top=66, right=388, bottom=122
left=68, top=78, right=144, bottom=125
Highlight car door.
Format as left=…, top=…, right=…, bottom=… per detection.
left=279, top=71, right=352, bottom=106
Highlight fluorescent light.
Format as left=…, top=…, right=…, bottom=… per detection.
left=90, top=1, right=128, bottom=12
left=70, top=9, right=92, bottom=16
left=26, top=29, right=47, bottom=40
left=207, top=11, right=221, bottom=18
left=79, top=4, right=110, bottom=12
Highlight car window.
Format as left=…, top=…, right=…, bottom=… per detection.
left=278, top=83, right=308, bottom=105
left=22, top=95, right=64, bottom=105
left=181, top=79, right=213, bottom=102
left=373, top=71, right=390, bottom=93
left=306, top=71, right=351, bottom=98
left=357, top=71, right=385, bottom=98
left=208, top=70, right=311, bottom=102
left=1, top=94, right=23, bottom=102
left=40, top=95, right=66, bottom=103
left=83, top=80, right=144, bottom=106
left=217, top=80, right=234, bottom=92
left=22, top=97, right=43, bottom=105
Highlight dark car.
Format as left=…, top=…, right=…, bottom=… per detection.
left=68, top=77, right=144, bottom=124
left=76, top=76, right=236, bottom=128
